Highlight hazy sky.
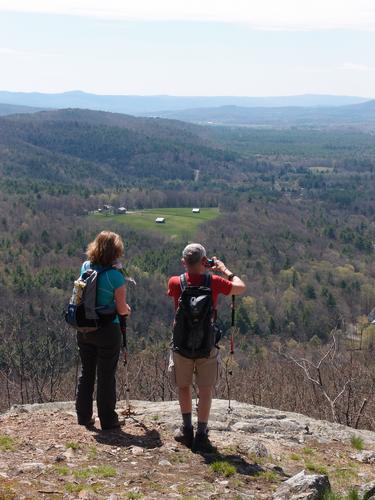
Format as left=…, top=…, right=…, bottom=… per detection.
left=0, top=0, right=375, bottom=96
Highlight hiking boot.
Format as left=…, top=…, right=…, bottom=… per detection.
left=192, top=430, right=215, bottom=453
left=78, top=417, right=96, bottom=427
left=101, top=418, right=125, bottom=431
left=174, top=426, right=194, bottom=448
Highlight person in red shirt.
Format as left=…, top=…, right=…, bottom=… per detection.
left=167, top=243, right=246, bottom=452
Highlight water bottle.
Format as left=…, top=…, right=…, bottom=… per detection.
left=70, top=279, right=85, bottom=305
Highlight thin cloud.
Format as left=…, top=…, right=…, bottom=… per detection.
left=1, top=0, right=375, bottom=31
left=0, top=47, right=23, bottom=55
left=0, top=47, right=58, bottom=57
left=340, top=62, right=373, bottom=71
left=298, top=63, right=375, bottom=73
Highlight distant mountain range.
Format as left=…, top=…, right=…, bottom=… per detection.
left=151, top=100, right=375, bottom=128
left=2, top=91, right=375, bottom=129
left=0, top=91, right=368, bottom=116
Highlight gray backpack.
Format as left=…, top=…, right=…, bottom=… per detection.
left=65, top=266, right=117, bottom=333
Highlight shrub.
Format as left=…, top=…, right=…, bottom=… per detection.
left=210, top=460, right=236, bottom=477
left=305, top=461, right=328, bottom=475
left=0, top=435, right=16, bottom=451
left=350, top=435, right=364, bottom=451
left=65, top=441, right=80, bottom=450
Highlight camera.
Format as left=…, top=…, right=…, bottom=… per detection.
left=206, top=258, right=215, bottom=268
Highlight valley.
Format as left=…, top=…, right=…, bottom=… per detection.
left=0, top=106, right=374, bottom=436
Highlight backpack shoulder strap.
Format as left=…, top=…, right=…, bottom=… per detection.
left=97, top=266, right=113, bottom=274
left=180, top=273, right=188, bottom=292
left=204, top=273, right=212, bottom=288
left=82, top=266, right=112, bottom=283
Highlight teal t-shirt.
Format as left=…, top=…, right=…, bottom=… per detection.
left=80, top=261, right=126, bottom=323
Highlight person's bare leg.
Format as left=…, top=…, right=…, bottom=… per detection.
left=197, top=385, right=213, bottom=423
left=178, top=386, right=192, bottom=414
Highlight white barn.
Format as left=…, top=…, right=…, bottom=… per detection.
left=192, top=208, right=200, bottom=213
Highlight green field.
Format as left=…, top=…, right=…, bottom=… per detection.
left=92, top=207, right=220, bottom=239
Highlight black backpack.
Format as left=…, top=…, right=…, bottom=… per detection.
left=65, top=266, right=117, bottom=333
left=172, top=273, right=220, bottom=359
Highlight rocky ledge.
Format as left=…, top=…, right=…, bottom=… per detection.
left=1, top=399, right=375, bottom=499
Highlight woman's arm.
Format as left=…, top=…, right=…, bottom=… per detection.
left=114, top=285, right=131, bottom=316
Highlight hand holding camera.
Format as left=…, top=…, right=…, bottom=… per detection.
left=208, top=256, right=235, bottom=281
left=205, top=255, right=228, bottom=273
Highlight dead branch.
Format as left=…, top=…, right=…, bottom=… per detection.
left=279, top=329, right=349, bottom=423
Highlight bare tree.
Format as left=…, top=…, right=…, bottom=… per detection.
left=280, top=329, right=351, bottom=423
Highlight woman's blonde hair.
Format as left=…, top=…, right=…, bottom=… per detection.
left=86, top=231, right=124, bottom=267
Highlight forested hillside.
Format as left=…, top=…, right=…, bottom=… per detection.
left=0, top=109, right=238, bottom=187
left=0, top=102, right=46, bottom=116
left=0, top=108, right=375, bottom=430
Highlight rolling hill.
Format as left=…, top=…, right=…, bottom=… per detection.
left=0, top=102, right=46, bottom=116
left=0, top=108, right=238, bottom=187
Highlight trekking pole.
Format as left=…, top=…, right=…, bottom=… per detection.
left=116, top=265, right=136, bottom=418
left=122, top=316, right=131, bottom=417
left=225, top=295, right=235, bottom=414
left=74, top=351, right=80, bottom=397
left=193, top=382, right=199, bottom=412
left=231, top=295, right=235, bottom=355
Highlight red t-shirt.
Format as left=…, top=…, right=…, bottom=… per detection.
left=167, top=273, right=232, bottom=309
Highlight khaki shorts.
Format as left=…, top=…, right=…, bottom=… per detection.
left=168, top=348, right=220, bottom=388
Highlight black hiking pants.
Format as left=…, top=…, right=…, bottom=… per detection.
left=76, top=323, right=122, bottom=429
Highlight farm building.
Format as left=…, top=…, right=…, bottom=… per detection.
left=117, top=207, right=127, bottom=214
left=192, top=208, right=200, bottom=213
left=102, top=205, right=115, bottom=213
left=155, top=217, right=166, bottom=224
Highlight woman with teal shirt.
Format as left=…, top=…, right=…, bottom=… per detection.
left=76, top=231, right=131, bottom=430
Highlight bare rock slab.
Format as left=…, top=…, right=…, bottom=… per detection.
left=352, top=450, right=375, bottom=464
left=360, top=480, right=375, bottom=500
left=17, top=462, right=46, bottom=473
left=273, top=470, right=331, bottom=500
